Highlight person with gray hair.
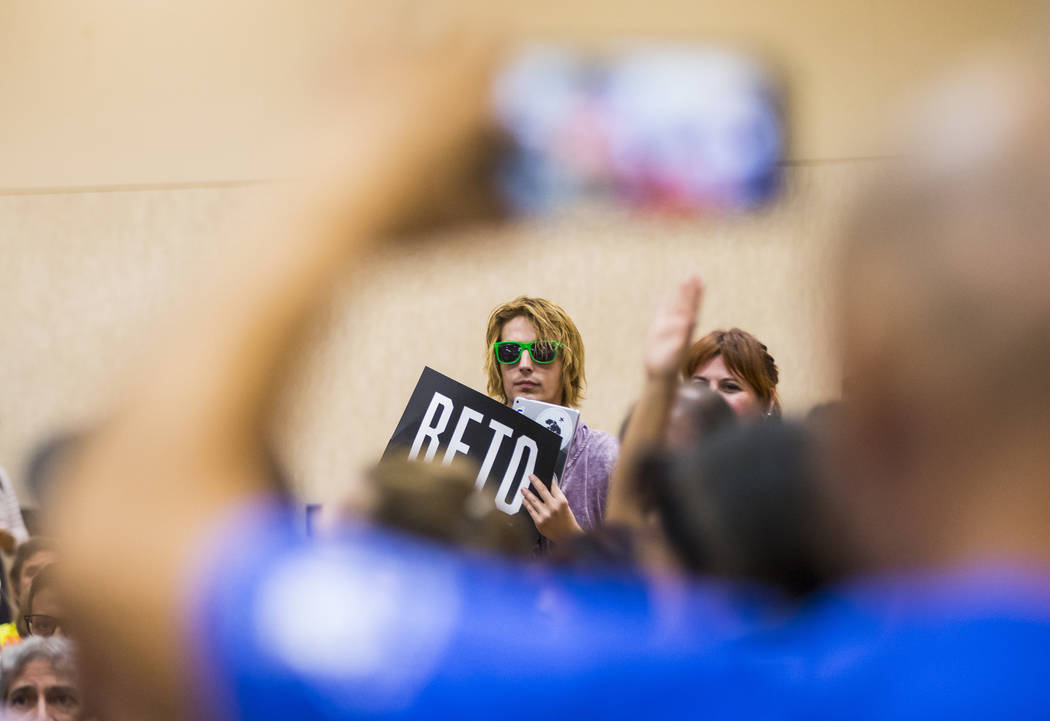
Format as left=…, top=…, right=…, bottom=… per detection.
left=0, top=636, right=80, bottom=720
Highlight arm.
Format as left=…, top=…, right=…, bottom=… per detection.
left=50, top=31, right=498, bottom=721
left=605, top=277, right=703, bottom=527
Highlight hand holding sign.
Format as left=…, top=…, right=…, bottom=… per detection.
left=521, top=474, right=583, bottom=543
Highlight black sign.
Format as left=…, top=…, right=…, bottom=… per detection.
left=383, top=367, right=561, bottom=516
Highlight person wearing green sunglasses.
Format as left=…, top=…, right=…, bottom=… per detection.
left=484, top=297, right=619, bottom=545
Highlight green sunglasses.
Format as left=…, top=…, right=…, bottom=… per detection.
left=493, top=340, right=562, bottom=365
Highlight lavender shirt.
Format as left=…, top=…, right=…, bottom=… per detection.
left=558, top=422, right=619, bottom=533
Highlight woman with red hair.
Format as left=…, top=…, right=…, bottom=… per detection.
left=681, top=329, right=780, bottom=420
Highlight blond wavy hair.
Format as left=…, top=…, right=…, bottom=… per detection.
left=484, top=297, right=586, bottom=408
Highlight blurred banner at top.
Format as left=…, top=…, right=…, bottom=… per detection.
left=494, top=45, right=784, bottom=215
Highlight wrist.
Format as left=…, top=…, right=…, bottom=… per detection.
left=644, top=367, right=679, bottom=386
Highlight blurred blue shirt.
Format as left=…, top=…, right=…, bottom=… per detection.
left=188, top=506, right=1050, bottom=720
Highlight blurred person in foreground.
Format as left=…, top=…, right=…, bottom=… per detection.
left=22, top=568, right=68, bottom=641
left=355, top=458, right=533, bottom=557
left=0, top=637, right=80, bottom=720
left=4, top=540, right=59, bottom=644
left=605, top=281, right=828, bottom=591
left=651, top=419, right=832, bottom=596
left=47, top=31, right=1050, bottom=721
left=602, top=279, right=740, bottom=574
left=567, top=382, right=740, bottom=573
left=485, top=297, right=618, bottom=544
left=604, top=278, right=708, bottom=532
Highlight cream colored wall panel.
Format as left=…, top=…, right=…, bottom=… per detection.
left=0, top=185, right=263, bottom=495
left=513, top=0, right=1044, bottom=162
left=0, top=1, right=1040, bottom=189
left=279, top=162, right=859, bottom=503
left=0, top=161, right=865, bottom=504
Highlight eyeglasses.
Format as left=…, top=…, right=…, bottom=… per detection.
left=24, top=614, right=65, bottom=637
left=493, top=340, right=562, bottom=365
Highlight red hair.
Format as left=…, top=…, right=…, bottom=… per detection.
left=681, top=329, right=781, bottom=415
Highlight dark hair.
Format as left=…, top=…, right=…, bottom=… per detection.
left=364, top=458, right=533, bottom=557
left=806, top=401, right=843, bottom=426
left=652, top=420, right=832, bottom=596
left=10, top=538, right=59, bottom=598
left=25, top=564, right=60, bottom=617
left=24, top=432, right=82, bottom=506
left=547, top=525, right=638, bottom=569
left=666, top=384, right=739, bottom=451
left=635, top=385, right=739, bottom=515
left=681, top=329, right=781, bottom=416
left=618, top=386, right=737, bottom=448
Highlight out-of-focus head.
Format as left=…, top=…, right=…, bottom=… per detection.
left=654, top=420, right=832, bottom=596
left=0, top=636, right=80, bottom=721
left=485, top=296, right=585, bottom=407
left=665, top=383, right=738, bottom=451
left=681, top=329, right=780, bottom=420
left=834, top=55, right=1050, bottom=568
left=360, top=458, right=533, bottom=556
left=25, top=566, right=67, bottom=640
left=10, top=539, right=59, bottom=603
left=620, top=386, right=737, bottom=517
left=24, top=432, right=82, bottom=507
left=547, top=526, right=637, bottom=569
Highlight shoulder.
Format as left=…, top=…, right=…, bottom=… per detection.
left=584, top=425, right=620, bottom=456
left=572, top=423, right=620, bottom=467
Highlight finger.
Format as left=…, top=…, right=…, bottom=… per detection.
left=685, top=276, right=704, bottom=319
left=668, top=276, right=703, bottom=345
left=550, top=478, right=565, bottom=500
left=522, top=489, right=549, bottom=513
left=524, top=497, right=548, bottom=524
left=521, top=495, right=541, bottom=522
left=674, top=276, right=703, bottom=321
left=530, top=474, right=555, bottom=503
left=521, top=490, right=537, bottom=510
left=524, top=492, right=550, bottom=517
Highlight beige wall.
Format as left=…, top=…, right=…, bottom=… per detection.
left=0, top=1, right=1041, bottom=504
left=275, top=163, right=856, bottom=504
left=1, top=166, right=854, bottom=504
left=0, top=0, right=1040, bottom=188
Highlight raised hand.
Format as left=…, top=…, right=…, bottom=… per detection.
left=606, top=275, right=704, bottom=526
left=643, top=276, right=704, bottom=380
